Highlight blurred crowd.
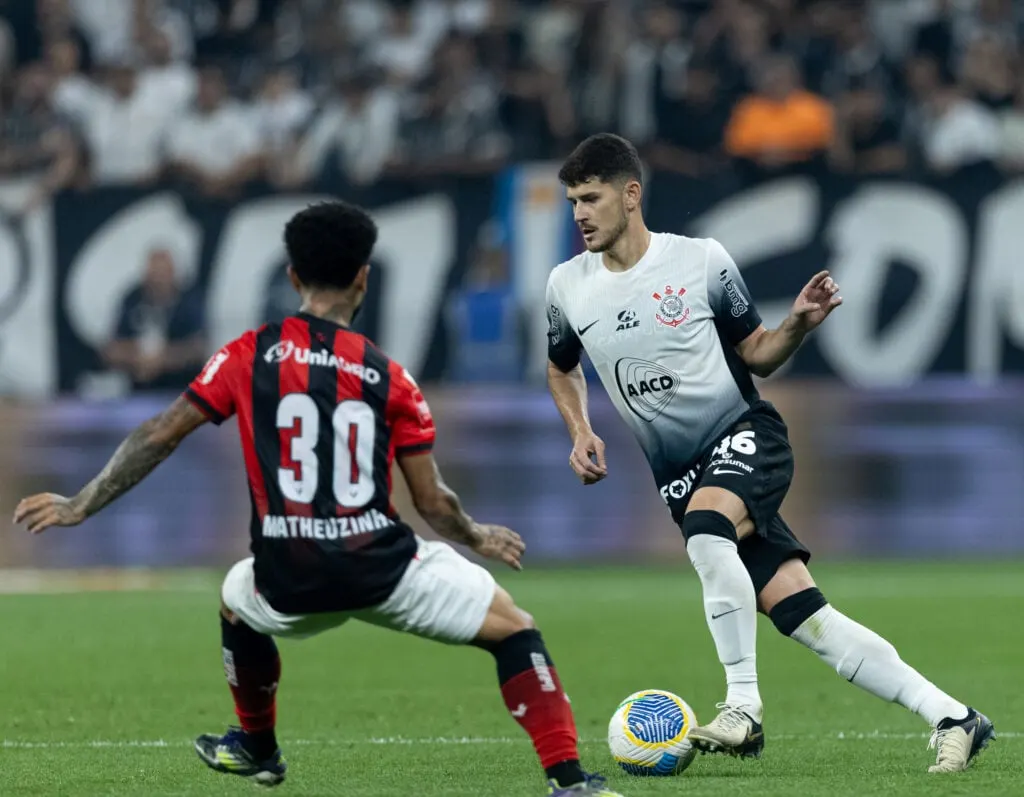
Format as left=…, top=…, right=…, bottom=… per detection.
left=1, top=0, right=1024, bottom=207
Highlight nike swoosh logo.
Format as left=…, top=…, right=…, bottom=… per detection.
left=846, top=658, right=865, bottom=683
left=712, top=468, right=745, bottom=475
left=711, top=607, right=742, bottom=620
left=576, top=320, right=599, bottom=336
left=510, top=703, right=528, bottom=718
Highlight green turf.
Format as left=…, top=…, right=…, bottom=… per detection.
left=1, top=561, right=1021, bottom=796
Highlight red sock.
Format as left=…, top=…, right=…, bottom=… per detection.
left=221, top=615, right=280, bottom=757
left=494, top=630, right=580, bottom=773
left=225, top=649, right=280, bottom=732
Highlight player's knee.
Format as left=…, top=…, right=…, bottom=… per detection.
left=682, top=509, right=737, bottom=543
left=473, top=587, right=534, bottom=647
left=768, top=587, right=828, bottom=636
left=492, top=586, right=535, bottom=634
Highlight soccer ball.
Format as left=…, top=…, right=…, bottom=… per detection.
left=607, top=689, right=698, bottom=776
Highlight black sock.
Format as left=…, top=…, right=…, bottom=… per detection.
left=545, top=759, right=586, bottom=787
left=221, top=615, right=280, bottom=760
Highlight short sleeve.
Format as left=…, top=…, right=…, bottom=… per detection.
left=390, top=366, right=436, bottom=456
left=705, top=239, right=763, bottom=346
left=546, top=272, right=582, bottom=372
left=183, top=332, right=254, bottom=425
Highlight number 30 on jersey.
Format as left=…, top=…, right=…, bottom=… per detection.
left=276, top=395, right=375, bottom=508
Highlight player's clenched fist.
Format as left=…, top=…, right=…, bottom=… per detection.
left=569, top=431, right=607, bottom=485
left=13, top=493, right=85, bottom=534
left=471, top=524, right=526, bottom=570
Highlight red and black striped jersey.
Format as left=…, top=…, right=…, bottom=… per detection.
left=184, top=312, right=435, bottom=613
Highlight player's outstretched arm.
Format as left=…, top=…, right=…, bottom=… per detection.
left=397, top=451, right=525, bottom=570
left=13, top=396, right=208, bottom=534
left=547, top=362, right=607, bottom=485
left=735, top=270, right=843, bottom=378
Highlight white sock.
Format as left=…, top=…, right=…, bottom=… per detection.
left=686, top=534, right=761, bottom=718
left=791, top=604, right=968, bottom=727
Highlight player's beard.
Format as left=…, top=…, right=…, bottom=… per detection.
left=590, top=209, right=629, bottom=253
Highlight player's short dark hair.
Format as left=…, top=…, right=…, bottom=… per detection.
left=284, top=201, right=378, bottom=290
left=558, top=133, right=643, bottom=188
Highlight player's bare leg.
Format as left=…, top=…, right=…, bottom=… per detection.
left=684, top=488, right=765, bottom=759
left=760, top=559, right=994, bottom=773
left=474, top=586, right=624, bottom=796
left=193, top=602, right=287, bottom=786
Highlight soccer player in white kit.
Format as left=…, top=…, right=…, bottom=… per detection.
left=544, top=133, right=993, bottom=773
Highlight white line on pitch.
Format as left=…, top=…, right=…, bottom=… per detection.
left=2, top=732, right=1019, bottom=749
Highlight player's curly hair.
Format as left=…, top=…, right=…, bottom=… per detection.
left=284, top=201, right=378, bottom=290
left=558, top=133, right=643, bottom=188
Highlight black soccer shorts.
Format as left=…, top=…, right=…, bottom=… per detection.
left=664, top=401, right=811, bottom=594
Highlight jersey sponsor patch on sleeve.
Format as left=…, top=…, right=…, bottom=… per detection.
left=198, top=349, right=230, bottom=385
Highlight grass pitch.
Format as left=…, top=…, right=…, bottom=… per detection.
left=1, top=561, right=1021, bottom=796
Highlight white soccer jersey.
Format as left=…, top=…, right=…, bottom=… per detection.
left=546, top=233, right=765, bottom=487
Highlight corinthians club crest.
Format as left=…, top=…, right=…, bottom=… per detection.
left=652, top=285, right=690, bottom=328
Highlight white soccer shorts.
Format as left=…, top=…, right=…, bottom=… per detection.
left=221, top=537, right=497, bottom=645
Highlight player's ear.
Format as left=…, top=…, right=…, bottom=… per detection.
left=624, top=180, right=642, bottom=213
left=286, top=264, right=302, bottom=292
left=354, top=263, right=370, bottom=291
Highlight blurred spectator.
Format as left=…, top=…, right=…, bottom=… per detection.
left=830, top=81, right=907, bottom=175
left=958, top=0, right=1020, bottom=55
left=521, top=0, right=583, bottom=76
left=391, top=34, right=509, bottom=175
left=998, top=75, right=1024, bottom=172
left=137, top=27, right=197, bottom=109
left=698, top=0, right=774, bottom=106
left=36, top=0, right=92, bottom=58
left=648, top=59, right=730, bottom=177
left=46, top=35, right=89, bottom=101
left=819, top=5, right=898, bottom=103
left=724, top=53, right=834, bottom=170
left=0, top=62, right=80, bottom=209
left=564, top=2, right=623, bottom=142
left=104, top=248, right=207, bottom=392
left=481, top=0, right=573, bottom=158
left=251, top=66, right=314, bottom=158
left=284, top=71, right=399, bottom=188
left=165, top=64, right=264, bottom=198
left=912, top=0, right=956, bottom=71
left=445, top=219, right=521, bottom=382
left=918, top=72, right=1000, bottom=174
left=57, top=63, right=173, bottom=187
left=70, top=0, right=192, bottom=66
left=958, top=34, right=1015, bottom=110
left=619, top=1, right=689, bottom=145
left=372, top=0, right=442, bottom=87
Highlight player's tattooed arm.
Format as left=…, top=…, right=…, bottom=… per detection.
left=397, top=452, right=525, bottom=569
left=398, top=452, right=483, bottom=545
left=13, top=397, right=208, bottom=533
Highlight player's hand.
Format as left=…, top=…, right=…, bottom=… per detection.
left=471, top=524, right=526, bottom=571
left=790, top=270, right=842, bottom=332
left=569, top=431, right=607, bottom=485
left=13, top=493, right=86, bottom=534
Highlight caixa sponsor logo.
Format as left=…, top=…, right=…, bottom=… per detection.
left=264, top=341, right=381, bottom=383
left=659, top=467, right=700, bottom=503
